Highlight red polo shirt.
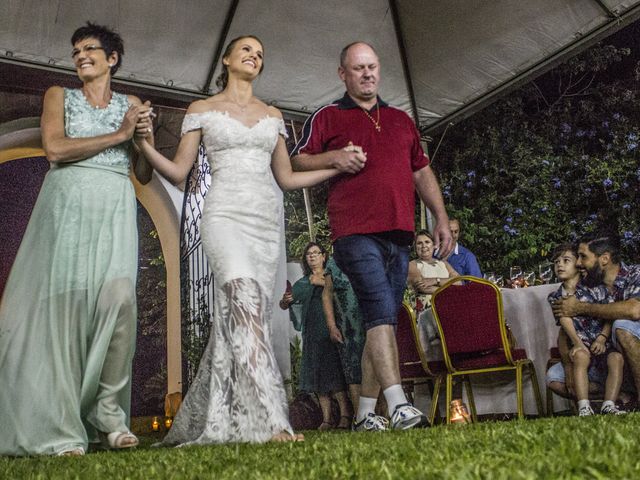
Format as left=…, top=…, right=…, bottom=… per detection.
left=291, top=93, right=429, bottom=242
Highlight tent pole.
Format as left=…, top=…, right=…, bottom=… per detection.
left=203, top=0, right=240, bottom=93
left=388, top=0, right=419, bottom=126
left=419, top=139, right=428, bottom=230
left=423, top=125, right=452, bottom=234
left=303, top=189, right=315, bottom=242
left=289, top=121, right=315, bottom=241
left=430, top=122, right=453, bottom=167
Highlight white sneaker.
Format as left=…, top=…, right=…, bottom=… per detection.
left=352, top=413, right=389, bottom=432
left=390, top=403, right=428, bottom=430
left=578, top=405, right=594, bottom=417
left=601, top=404, right=627, bottom=415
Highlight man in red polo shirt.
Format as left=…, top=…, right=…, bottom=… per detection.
left=291, top=41, right=452, bottom=431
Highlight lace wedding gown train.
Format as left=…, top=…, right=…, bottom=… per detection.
left=162, top=111, right=293, bottom=445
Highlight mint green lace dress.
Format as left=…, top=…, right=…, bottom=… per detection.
left=0, top=88, right=138, bottom=456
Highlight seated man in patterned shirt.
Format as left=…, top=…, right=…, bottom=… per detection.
left=546, top=243, right=625, bottom=416
left=553, top=235, right=640, bottom=401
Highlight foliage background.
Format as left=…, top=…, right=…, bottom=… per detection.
left=284, top=24, right=640, bottom=276
left=131, top=203, right=167, bottom=416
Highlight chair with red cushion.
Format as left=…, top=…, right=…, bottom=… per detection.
left=431, top=276, right=544, bottom=423
left=396, top=301, right=446, bottom=425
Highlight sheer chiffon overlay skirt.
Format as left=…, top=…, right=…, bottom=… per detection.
left=0, top=165, right=138, bottom=456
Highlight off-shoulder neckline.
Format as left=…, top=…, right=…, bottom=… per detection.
left=187, top=109, right=282, bottom=130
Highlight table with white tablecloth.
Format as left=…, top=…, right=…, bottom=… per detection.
left=415, top=283, right=572, bottom=416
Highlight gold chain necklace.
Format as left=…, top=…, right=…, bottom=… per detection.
left=360, top=103, right=381, bottom=132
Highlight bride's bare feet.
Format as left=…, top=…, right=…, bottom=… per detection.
left=270, top=431, right=305, bottom=442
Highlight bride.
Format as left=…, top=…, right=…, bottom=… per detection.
left=137, top=35, right=337, bottom=444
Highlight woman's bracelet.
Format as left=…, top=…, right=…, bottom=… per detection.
left=597, top=333, right=608, bottom=341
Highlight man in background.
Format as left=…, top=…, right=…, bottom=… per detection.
left=445, top=218, right=482, bottom=277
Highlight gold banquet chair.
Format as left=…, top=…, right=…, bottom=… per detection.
left=431, top=276, right=544, bottom=423
left=395, top=301, right=446, bottom=425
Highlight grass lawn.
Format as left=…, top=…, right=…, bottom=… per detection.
left=3, top=414, right=640, bottom=479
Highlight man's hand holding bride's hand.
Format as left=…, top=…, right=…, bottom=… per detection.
left=333, top=141, right=366, bottom=174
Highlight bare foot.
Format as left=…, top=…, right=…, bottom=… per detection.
left=270, top=431, right=305, bottom=442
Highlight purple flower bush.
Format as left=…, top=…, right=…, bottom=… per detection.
left=433, top=42, right=639, bottom=274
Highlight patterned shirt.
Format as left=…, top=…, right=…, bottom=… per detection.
left=548, top=282, right=608, bottom=347
left=587, top=262, right=640, bottom=307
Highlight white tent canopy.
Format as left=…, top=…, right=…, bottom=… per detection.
left=1, top=0, right=640, bottom=132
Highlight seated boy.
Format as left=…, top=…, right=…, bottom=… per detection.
left=547, top=243, right=626, bottom=415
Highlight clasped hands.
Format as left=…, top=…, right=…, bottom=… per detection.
left=134, top=100, right=155, bottom=140
left=336, top=141, right=367, bottom=174
left=117, top=100, right=155, bottom=146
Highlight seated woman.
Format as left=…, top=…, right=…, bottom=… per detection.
left=407, top=229, right=460, bottom=358
left=407, top=230, right=470, bottom=420
left=280, top=242, right=351, bottom=430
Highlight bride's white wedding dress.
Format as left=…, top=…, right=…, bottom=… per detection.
left=162, top=110, right=294, bottom=445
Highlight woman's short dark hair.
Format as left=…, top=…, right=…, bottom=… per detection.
left=71, top=22, right=124, bottom=75
left=301, top=242, right=328, bottom=276
left=215, top=35, right=265, bottom=91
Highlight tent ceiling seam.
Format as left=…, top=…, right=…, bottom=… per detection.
left=203, top=0, right=240, bottom=94
left=388, top=0, right=419, bottom=127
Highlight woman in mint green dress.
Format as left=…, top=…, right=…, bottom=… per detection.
left=0, top=23, right=153, bottom=456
